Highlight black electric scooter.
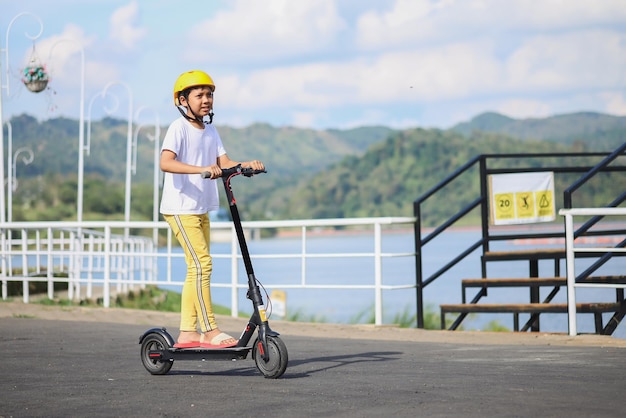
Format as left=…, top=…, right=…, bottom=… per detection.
left=139, top=165, right=288, bottom=379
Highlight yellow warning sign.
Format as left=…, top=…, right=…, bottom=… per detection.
left=516, top=192, right=535, bottom=218
left=270, top=290, right=287, bottom=318
left=494, top=193, right=514, bottom=221
left=489, top=172, right=556, bottom=225
left=537, top=191, right=554, bottom=218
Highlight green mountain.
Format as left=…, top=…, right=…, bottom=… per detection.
left=451, top=111, right=626, bottom=149
left=3, top=114, right=394, bottom=220
left=279, top=129, right=595, bottom=222
left=3, top=111, right=625, bottom=223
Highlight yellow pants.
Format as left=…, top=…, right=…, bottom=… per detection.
left=164, top=213, right=217, bottom=332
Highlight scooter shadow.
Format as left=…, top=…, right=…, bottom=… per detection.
left=164, top=351, right=402, bottom=379
left=283, top=350, right=403, bottom=379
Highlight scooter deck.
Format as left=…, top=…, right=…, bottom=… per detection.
left=150, top=346, right=253, bottom=362
left=170, top=346, right=250, bottom=353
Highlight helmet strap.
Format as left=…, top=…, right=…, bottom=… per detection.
left=177, top=92, right=214, bottom=125
left=176, top=106, right=215, bottom=125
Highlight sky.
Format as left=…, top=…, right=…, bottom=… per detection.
left=1, top=0, right=626, bottom=130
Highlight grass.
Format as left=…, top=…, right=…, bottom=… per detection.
left=28, top=285, right=238, bottom=317
left=283, top=308, right=327, bottom=323
left=5, top=284, right=510, bottom=331
left=12, top=313, right=35, bottom=319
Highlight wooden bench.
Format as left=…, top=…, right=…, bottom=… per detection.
left=463, top=275, right=626, bottom=295
left=440, top=302, right=625, bottom=333
left=480, top=247, right=626, bottom=331
left=461, top=276, right=626, bottom=302
left=461, top=277, right=566, bottom=303
left=483, top=248, right=567, bottom=262
left=482, top=248, right=612, bottom=261
left=482, top=248, right=624, bottom=277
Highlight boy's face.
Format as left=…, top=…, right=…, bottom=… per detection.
left=181, top=85, right=214, bottom=117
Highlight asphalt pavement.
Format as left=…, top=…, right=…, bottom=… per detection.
left=1, top=315, right=625, bottom=418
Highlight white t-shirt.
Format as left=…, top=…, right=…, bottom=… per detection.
left=159, top=117, right=227, bottom=215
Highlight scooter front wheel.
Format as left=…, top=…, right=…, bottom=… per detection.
left=140, top=333, right=173, bottom=375
left=252, top=335, right=288, bottom=379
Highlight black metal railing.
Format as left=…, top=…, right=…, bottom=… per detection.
left=413, top=148, right=626, bottom=329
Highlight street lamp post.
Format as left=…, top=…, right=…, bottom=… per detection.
left=0, top=12, right=44, bottom=223
left=8, top=146, right=34, bottom=222
left=133, top=106, right=161, bottom=244
left=100, top=81, right=133, bottom=226
left=48, top=39, right=85, bottom=222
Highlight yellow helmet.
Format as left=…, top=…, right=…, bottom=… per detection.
left=173, top=70, right=215, bottom=106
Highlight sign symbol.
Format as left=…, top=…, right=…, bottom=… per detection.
left=539, top=193, right=550, bottom=208
left=521, top=195, right=530, bottom=209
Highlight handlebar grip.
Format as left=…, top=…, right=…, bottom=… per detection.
left=201, top=165, right=266, bottom=179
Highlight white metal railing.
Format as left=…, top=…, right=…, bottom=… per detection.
left=0, top=217, right=416, bottom=325
left=560, top=207, right=626, bottom=336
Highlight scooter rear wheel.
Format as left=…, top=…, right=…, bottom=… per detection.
left=252, top=335, right=288, bottom=379
left=140, top=333, right=173, bottom=375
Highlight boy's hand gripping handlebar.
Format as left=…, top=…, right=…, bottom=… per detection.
left=201, top=164, right=267, bottom=179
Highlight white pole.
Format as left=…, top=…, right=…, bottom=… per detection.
left=9, top=147, right=34, bottom=222
left=0, top=50, right=5, bottom=224
left=5, top=121, right=11, bottom=222
left=374, top=222, right=383, bottom=326
left=0, top=12, right=44, bottom=223
left=564, top=211, right=578, bottom=336
left=133, top=106, right=161, bottom=243
left=101, top=82, right=133, bottom=226
left=48, top=40, right=85, bottom=222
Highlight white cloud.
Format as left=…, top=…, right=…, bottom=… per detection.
left=3, top=0, right=626, bottom=129
left=291, top=111, right=317, bottom=128
left=214, top=38, right=502, bottom=111
left=493, top=99, right=554, bottom=120
left=356, top=0, right=626, bottom=51
left=185, top=0, right=346, bottom=63
left=15, top=24, right=120, bottom=118
left=356, top=0, right=446, bottom=49
left=601, top=92, right=626, bottom=116
left=505, top=30, right=626, bottom=92
left=109, top=1, right=146, bottom=50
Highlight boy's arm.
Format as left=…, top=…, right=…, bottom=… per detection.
left=160, top=150, right=264, bottom=178
left=160, top=150, right=208, bottom=174
left=218, top=154, right=265, bottom=171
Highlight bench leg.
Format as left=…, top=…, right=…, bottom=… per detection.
left=594, top=313, right=603, bottom=334
left=529, top=259, right=540, bottom=331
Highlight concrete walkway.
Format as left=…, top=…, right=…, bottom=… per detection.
left=1, top=301, right=625, bottom=417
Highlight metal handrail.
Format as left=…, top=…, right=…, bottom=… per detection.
left=0, top=217, right=416, bottom=326
left=561, top=207, right=626, bottom=336
left=413, top=150, right=625, bottom=329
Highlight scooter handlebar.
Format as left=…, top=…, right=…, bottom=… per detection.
left=201, top=165, right=266, bottom=179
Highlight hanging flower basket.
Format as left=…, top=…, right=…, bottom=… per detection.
left=22, top=65, right=49, bottom=93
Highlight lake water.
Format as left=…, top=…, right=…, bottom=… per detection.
left=161, top=229, right=626, bottom=339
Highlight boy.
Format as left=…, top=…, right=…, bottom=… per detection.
left=160, top=70, right=265, bottom=348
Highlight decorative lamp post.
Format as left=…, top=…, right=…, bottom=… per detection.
left=100, top=81, right=133, bottom=225
left=8, top=147, right=34, bottom=222
left=48, top=39, right=85, bottom=222
left=0, top=12, right=44, bottom=223
left=133, top=106, right=161, bottom=244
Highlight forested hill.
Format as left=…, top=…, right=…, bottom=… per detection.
left=3, top=112, right=625, bottom=222
left=274, top=129, right=588, bottom=222
left=451, top=111, right=626, bottom=149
